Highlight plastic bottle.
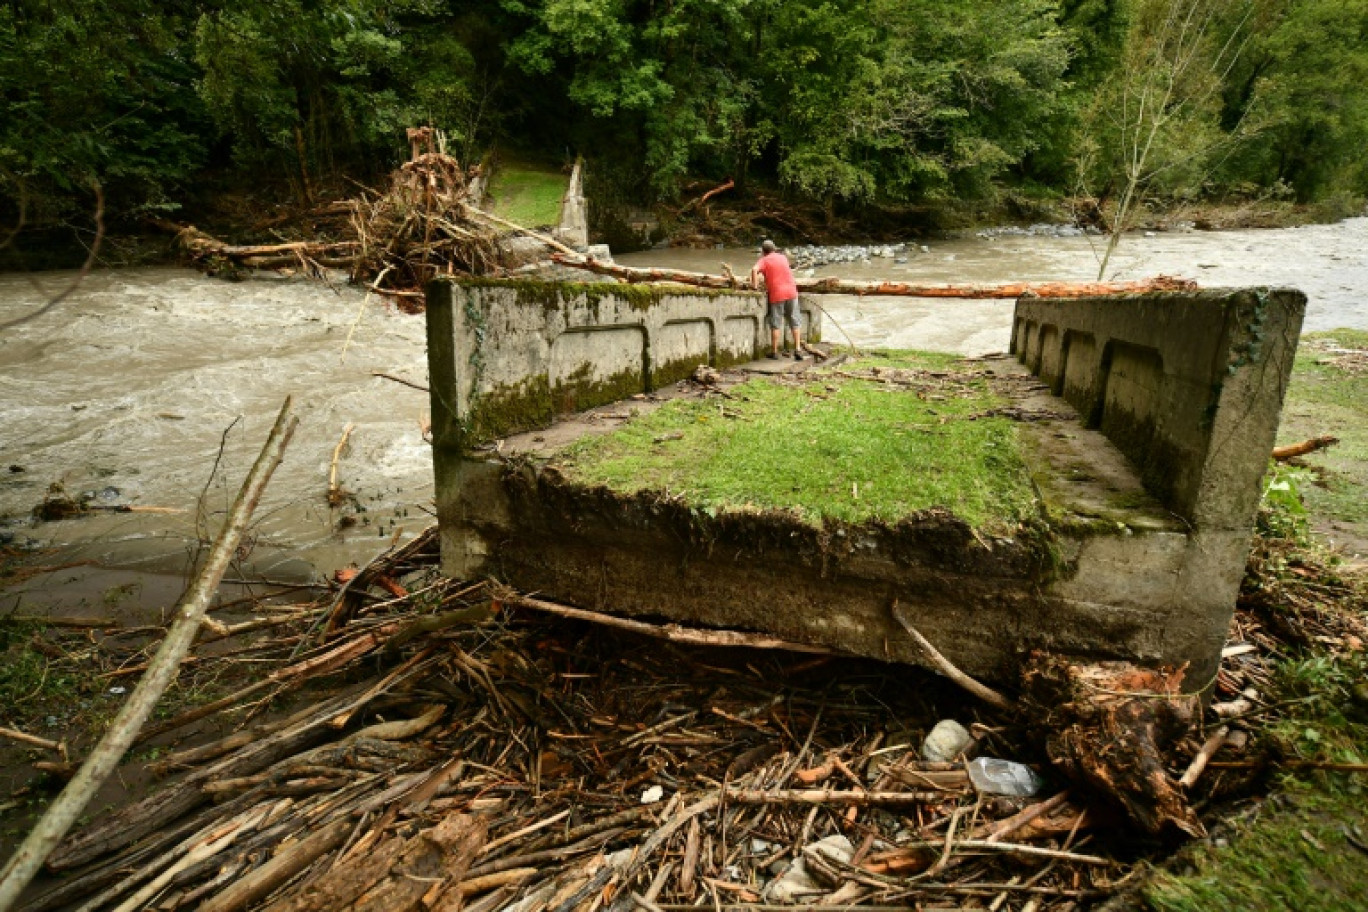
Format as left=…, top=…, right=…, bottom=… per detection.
left=966, top=757, right=1043, bottom=797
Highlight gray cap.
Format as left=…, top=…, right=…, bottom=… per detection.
left=761, top=239, right=776, bottom=254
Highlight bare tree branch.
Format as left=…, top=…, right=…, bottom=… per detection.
left=0, top=181, right=104, bottom=332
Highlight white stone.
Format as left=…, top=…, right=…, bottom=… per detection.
left=921, top=719, right=973, bottom=762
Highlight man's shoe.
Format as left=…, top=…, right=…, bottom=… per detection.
left=793, top=351, right=804, bottom=361
left=768, top=352, right=780, bottom=360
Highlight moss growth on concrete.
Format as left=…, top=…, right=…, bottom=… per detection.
left=447, top=278, right=746, bottom=315
left=653, top=354, right=711, bottom=388
left=556, top=350, right=1038, bottom=530
left=464, top=375, right=555, bottom=444
left=551, top=363, right=648, bottom=414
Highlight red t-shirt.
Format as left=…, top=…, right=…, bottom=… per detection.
left=754, top=252, right=798, bottom=303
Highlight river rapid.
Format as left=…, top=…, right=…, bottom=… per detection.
left=2, top=218, right=1366, bottom=592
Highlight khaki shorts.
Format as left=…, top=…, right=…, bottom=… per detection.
left=766, top=297, right=801, bottom=330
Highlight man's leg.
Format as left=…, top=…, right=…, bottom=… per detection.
left=788, top=300, right=804, bottom=359
left=770, top=325, right=781, bottom=357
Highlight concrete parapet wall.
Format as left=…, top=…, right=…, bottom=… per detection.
left=1011, top=288, right=1305, bottom=530
left=425, top=278, right=822, bottom=450
left=425, top=284, right=1303, bottom=691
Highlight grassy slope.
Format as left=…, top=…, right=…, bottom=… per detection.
left=1275, top=330, right=1368, bottom=529
left=1141, top=331, right=1368, bottom=911
left=487, top=163, right=567, bottom=229
left=558, top=352, right=1037, bottom=529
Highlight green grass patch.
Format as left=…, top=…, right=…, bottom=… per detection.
left=1146, top=778, right=1368, bottom=912
left=558, top=350, right=1037, bottom=529
left=1277, top=329, right=1368, bottom=526
left=487, top=163, right=566, bottom=229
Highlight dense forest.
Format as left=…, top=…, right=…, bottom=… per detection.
left=2, top=0, right=1367, bottom=247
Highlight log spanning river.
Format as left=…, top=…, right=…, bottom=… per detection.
left=2, top=218, right=1366, bottom=589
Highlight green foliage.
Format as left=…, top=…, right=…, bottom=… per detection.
left=1259, top=462, right=1312, bottom=541
left=1217, top=0, right=1368, bottom=202
left=1146, top=779, right=1368, bottom=911
left=559, top=351, right=1038, bottom=529
left=2, top=0, right=1366, bottom=228
left=0, top=1, right=209, bottom=221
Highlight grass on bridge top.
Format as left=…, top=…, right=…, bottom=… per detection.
left=556, top=350, right=1038, bottom=530
left=486, top=162, right=567, bottom=230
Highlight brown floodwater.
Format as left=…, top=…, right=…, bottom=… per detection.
left=1, top=219, right=1365, bottom=590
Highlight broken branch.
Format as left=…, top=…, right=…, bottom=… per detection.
left=890, top=603, right=1014, bottom=710
left=552, top=253, right=1197, bottom=299
left=1272, top=435, right=1339, bottom=462
left=0, top=398, right=297, bottom=912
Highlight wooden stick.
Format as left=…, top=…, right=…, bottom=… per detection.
left=459, top=868, right=538, bottom=896
left=0, top=726, right=64, bottom=753
left=328, top=422, right=354, bottom=506
left=936, top=839, right=1111, bottom=865
left=478, top=808, right=571, bottom=856
left=499, top=590, right=836, bottom=655
left=196, top=815, right=352, bottom=912
left=0, top=398, right=297, bottom=912
left=1207, top=760, right=1368, bottom=772
left=551, top=253, right=1198, bottom=299
left=1272, top=435, right=1339, bottom=462
left=889, top=604, right=1014, bottom=711
left=1179, top=725, right=1230, bottom=789
left=371, top=371, right=429, bottom=393
left=723, top=789, right=943, bottom=806
left=980, top=790, right=1071, bottom=843
left=6, top=616, right=117, bottom=629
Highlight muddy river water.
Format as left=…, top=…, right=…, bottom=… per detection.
left=2, top=218, right=1366, bottom=594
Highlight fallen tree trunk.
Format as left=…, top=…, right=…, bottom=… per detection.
left=551, top=254, right=1199, bottom=298
left=158, top=221, right=360, bottom=265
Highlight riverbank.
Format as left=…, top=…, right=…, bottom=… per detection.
left=3, top=328, right=1366, bottom=908
left=3, top=179, right=1362, bottom=274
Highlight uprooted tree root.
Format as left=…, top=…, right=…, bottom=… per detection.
left=1020, top=657, right=1206, bottom=839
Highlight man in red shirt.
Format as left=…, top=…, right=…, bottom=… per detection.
left=750, top=239, right=804, bottom=360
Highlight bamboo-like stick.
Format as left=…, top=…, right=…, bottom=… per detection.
left=498, top=590, right=836, bottom=655
left=0, top=399, right=298, bottom=912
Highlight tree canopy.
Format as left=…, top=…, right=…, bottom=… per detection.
left=1, top=0, right=1365, bottom=233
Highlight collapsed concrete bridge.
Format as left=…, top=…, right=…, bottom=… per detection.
left=424, top=278, right=1304, bottom=691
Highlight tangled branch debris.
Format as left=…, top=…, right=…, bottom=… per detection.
left=15, top=511, right=1363, bottom=912
left=165, top=143, right=501, bottom=303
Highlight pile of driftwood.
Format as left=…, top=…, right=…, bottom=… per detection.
left=16, top=520, right=1348, bottom=912
left=166, top=131, right=501, bottom=303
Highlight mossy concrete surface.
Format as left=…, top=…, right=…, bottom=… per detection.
left=428, top=284, right=1304, bottom=685
left=435, top=348, right=1234, bottom=683
left=424, top=278, right=820, bottom=452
